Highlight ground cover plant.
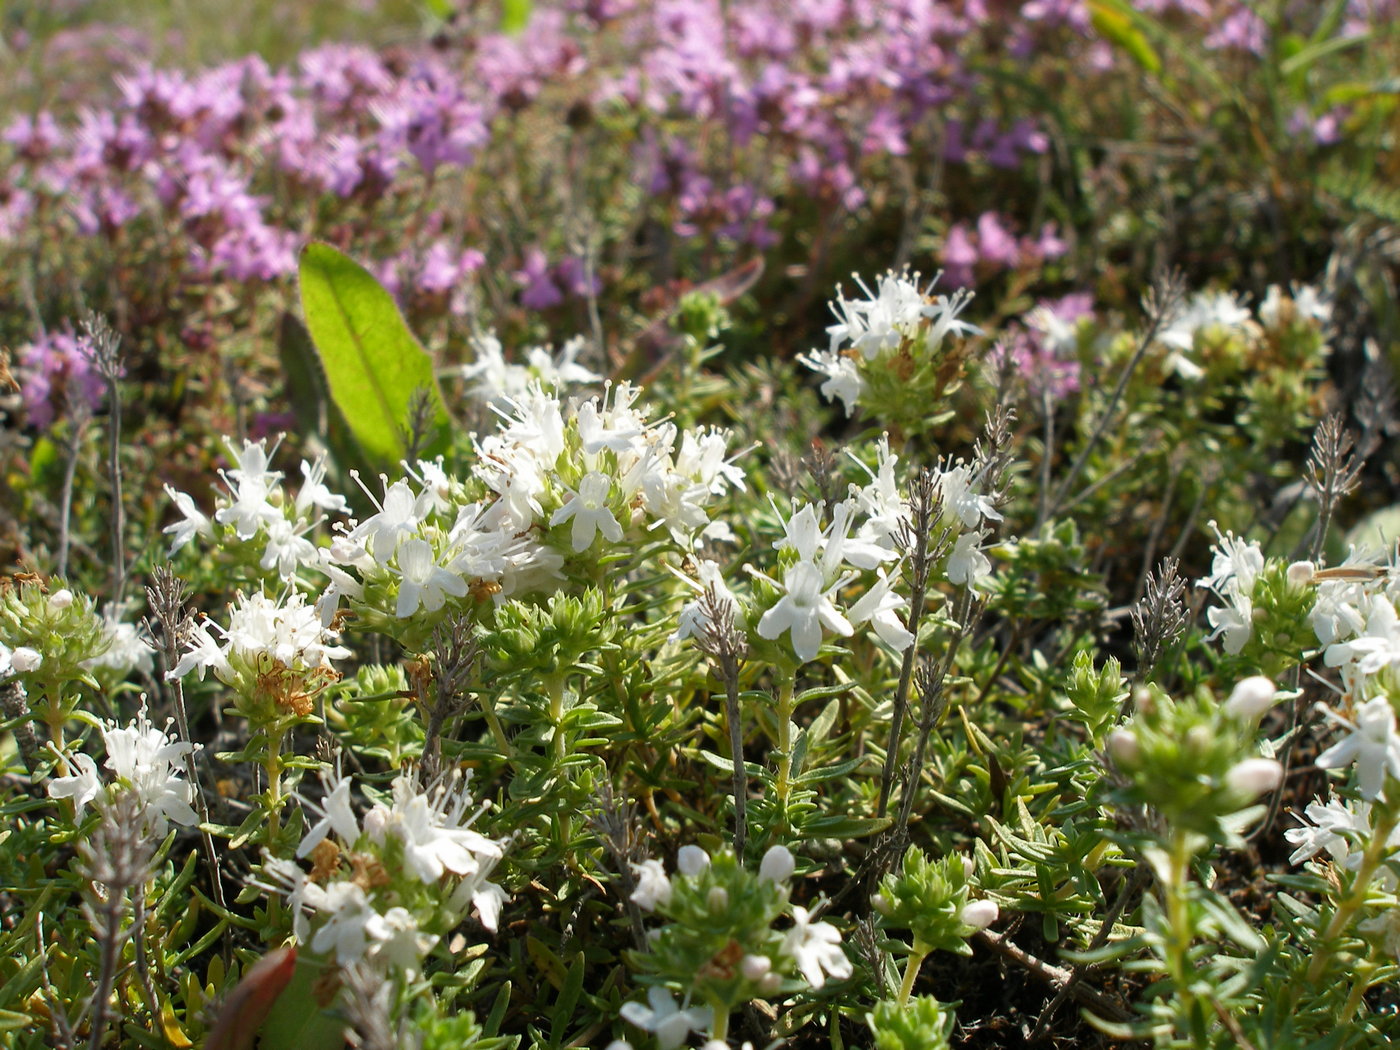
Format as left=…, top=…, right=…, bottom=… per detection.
left=2, top=1, right=1400, bottom=1048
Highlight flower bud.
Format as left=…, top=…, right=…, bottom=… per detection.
left=1226, top=757, right=1283, bottom=799
left=1105, top=727, right=1138, bottom=767
left=1225, top=676, right=1277, bottom=721
left=1286, top=561, right=1315, bottom=589
left=49, top=588, right=74, bottom=609
left=759, top=972, right=783, bottom=995
left=740, top=954, right=772, bottom=981
left=960, top=899, right=999, bottom=931
left=707, top=886, right=729, bottom=912
left=11, top=647, right=42, bottom=673
left=759, top=845, right=795, bottom=883
left=677, top=845, right=710, bottom=877
left=961, top=856, right=976, bottom=879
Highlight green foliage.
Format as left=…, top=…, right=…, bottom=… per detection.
left=298, top=242, right=450, bottom=470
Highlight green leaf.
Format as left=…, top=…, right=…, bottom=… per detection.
left=501, top=0, right=533, bottom=33
left=298, top=242, right=450, bottom=469
left=251, top=952, right=346, bottom=1050
left=1087, top=0, right=1162, bottom=74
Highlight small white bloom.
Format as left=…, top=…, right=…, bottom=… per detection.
left=946, top=531, right=992, bottom=592
left=782, top=905, right=852, bottom=990
left=755, top=560, right=854, bottom=664
left=797, top=347, right=864, bottom=415
left=619, top=987, right=711, bottom=1050
left=551, top=471, right=624, bottom=552
left=1315, top=697, right=1400, bottom=800
left=49, top=589, right=74, bottom=609
left=100, top=706, right=200, bottom=833
left=630, top=859, right=672, bottom=911
left=46, top=750, right=101, bottom=816
left=1285, top=797, right=1372, bottom=867
left=937, top=463, right=1001, bottom=530
left=394, top=538, right=469, bottom=618
left=11, top=647, right=43, bottom=673
left=163, top=485, right=212, bottom=554
left=847, top=568, right=914, bottom=651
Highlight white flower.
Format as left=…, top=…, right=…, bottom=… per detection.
left=349, top=477, right=432, bottom=564
left=619, top=987, right=712, bottom=1050
left=295, top=454, right=348, bottom=515
left=1315, top=697, right=1400, bottom=800
left=551, top=471, right=625, bottom=552
left=1283, top=796, right=1389, bottom=869
left=46, top=750, right=101, bottom=815
left=365, top=906, right=438, bottom=976
left=296, top=766, right=362, bottom=858
left=11, top=646, right=43, bottom=673
left=163, top=485, right=212, bottom=554
left=394, top=538, right=469, bottom=617
left=260, top=517, right=318, bottom=580
left=49, top=589, right=73, bottom=609
left=215, top=439, right=284, bottom=540
left=937, top=463, right=1001, bottom=529
left=165, top=617, right=227, bottom=682
left=363, top=772, right=504, bottom=886
left=224, top=591, right=352, bottom=670
left=755, top=560, right=854, bottom=664
left=782, top=905, right=852, bottom=990
left=1205, top=589, right=1254, bottom=655
left=847, top=568, right=914, bottom=651
left=1325, top=595, right=1400, bottom=676
left=947, top=531, right=992, bottom=592
left=309, top=881, right=381, bottom=965
left=100, top=706, right=200, bottom=833
left=83, top=603, right=156, bottom=675
left=1197, top=524, right=1264, bottom=597
left=797, top=347, right=864, bottom=415
left=630, top=859, right=672, bottom=911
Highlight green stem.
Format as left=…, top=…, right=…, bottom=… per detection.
left=897, top=945, right=930, bottom=1006
left=1162, top=830, right=1197, bottom=1039
left=264, top=726, right=285, bottom=847
left=774, top=675, right=796, bottom=827
left=1306, top=802, right=1400, bottom=985
left=707, top=998, right=730, bottom=1044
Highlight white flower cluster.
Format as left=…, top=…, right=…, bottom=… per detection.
left=799, top=269, right=977, bottom=415
left=1156, top=284, right=1328, bottom=380
left=460, top=330, right=600, bottom=406
left=164, top=438, right=348, bottom=582
left=622, top=845, right=851, bottom=1049
left=1196, top=522, right=1265, bottom=655
left=167, top=589, right=351, bottom=684
left=47, top=705, right=200, bottom=835
left=673, top=439, right=999, bottom=663
left=261, top=767, right=507, bottom=976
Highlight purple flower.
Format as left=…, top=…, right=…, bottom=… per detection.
left=16, top=328, right=109, bottom=429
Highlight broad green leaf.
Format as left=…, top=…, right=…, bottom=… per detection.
left=298, top=241, right=450, bottom=469
left=1087, top=0, right=1161, bottom=75
left=502, top=0, right=534, bottom=33
left=249, top=951, right=346, bottom=1050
